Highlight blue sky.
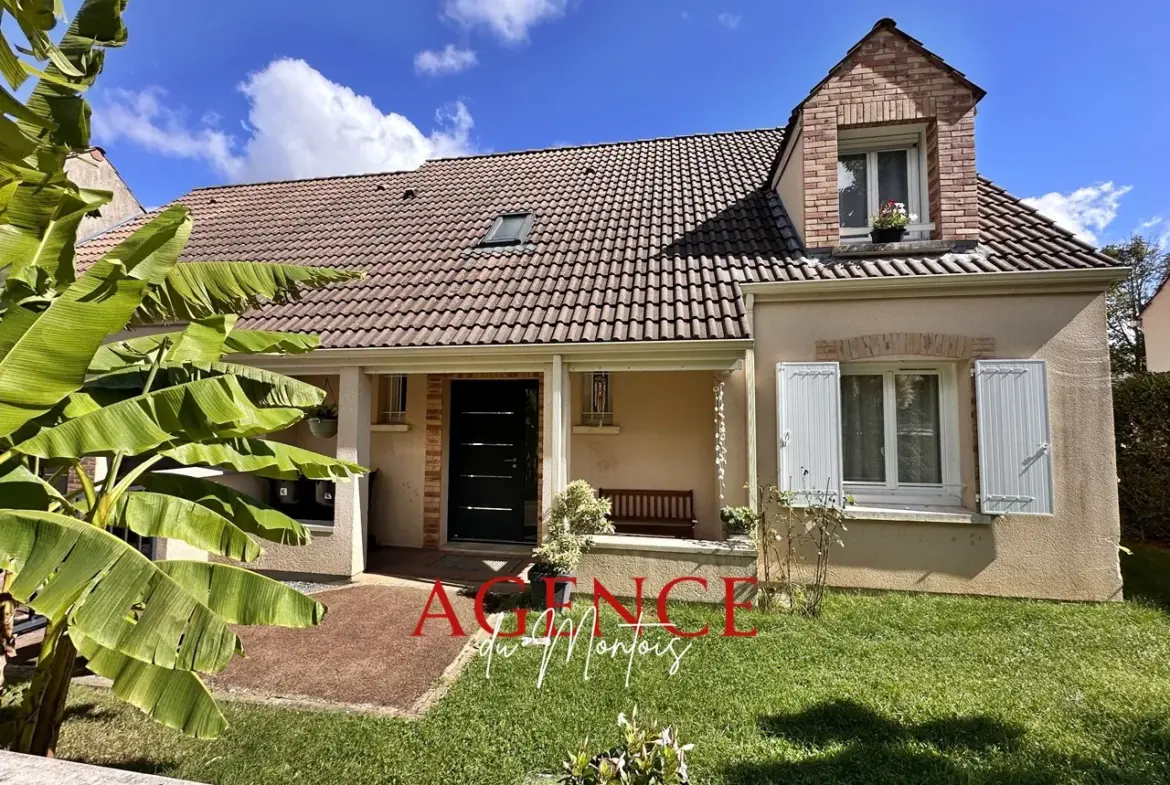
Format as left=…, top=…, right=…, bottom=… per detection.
left=69, top=0, right=1169, bottom=248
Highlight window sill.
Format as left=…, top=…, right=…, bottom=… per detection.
left=370, top=423, right=410, bottom=432
left=573, top=425, right=620, bottom=435
left=845, top=505, right=994, bottom=525
left=300, top=520, right=335, bottom=534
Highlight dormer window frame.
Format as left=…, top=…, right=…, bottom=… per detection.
left=480, top=211, right=535, bottom=247
left=837, top=125, right=933, bottom=243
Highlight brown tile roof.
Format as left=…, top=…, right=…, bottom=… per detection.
left=77, top=128, right=1119, bottom=350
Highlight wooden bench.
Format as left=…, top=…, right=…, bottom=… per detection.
left=598, top=489, right=697, bottom=539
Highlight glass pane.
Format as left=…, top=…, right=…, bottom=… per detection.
left=490, top=214, right=528, bottom=242
left=895, top=374, right=942, bottom=484
left=837, top=154, right=868, bottom=228
left=876, top=149, right=910, bottom=216
left=841, top=375, right=885, bottom=482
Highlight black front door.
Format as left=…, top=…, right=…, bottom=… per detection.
left=448, top=379, right=535, bottom=543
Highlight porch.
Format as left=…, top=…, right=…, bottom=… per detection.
left=199, top=342, right=759, bottom=589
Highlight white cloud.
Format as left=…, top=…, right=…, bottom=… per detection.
left=1021, top=181, right=1132, bottom=245
left=717, top=12, right=742, bottom=29
left=1139, top=216, right=1170, bottom=250
left=90, top=87, right=238, bottom=175
left=92, top=58, right=476, bottom=183
left=443, top=0, right=570, bottom=42
left=414, top=44, right=478, bottom=75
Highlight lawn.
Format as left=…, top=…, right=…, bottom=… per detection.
left=56, top=548, right=1170, bottom=785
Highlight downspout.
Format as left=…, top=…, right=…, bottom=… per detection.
left=745, top=293, right=759, bottom=511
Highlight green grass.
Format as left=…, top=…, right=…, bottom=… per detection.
left=56, top=555, right=1170, bottom=785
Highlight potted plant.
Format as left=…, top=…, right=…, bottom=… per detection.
left=529, top=480, right=613, bottom=608
left=869, top=199, right=916, bottom=243
left=307, top=403, right=338, bottom=438
left=719, top=505, right=758, bottom=540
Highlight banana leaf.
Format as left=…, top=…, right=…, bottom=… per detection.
left=113, top=491, right=261, bottom=562
left=90, top=327, right=320, bottom=373
left=0, top=509, right=240, bottom=672
left=99, top=204, right=191, bottom=285
left=158, top=561, right=326, bottom=627
left=16, top=0, right=129, bottom=152
left=134, top=261, right=363, bottom=324
left=73, top=631, right=228, bottom=739
left=165, top=314, right=235, bottom=364
left=0, top=460, right=68, bottom=510
left=163, top=437, right=364, bottom=480
left=224, top=329, right=320, bottom=355
left=9, top=375, right=303, bottom=459
left=0, top=185, right=109, bottom=295
left=85, top=362, right=325, bottom=409
left=0, top=258, right=148, bottom=438
left=141, top=472, right=310, bottom=546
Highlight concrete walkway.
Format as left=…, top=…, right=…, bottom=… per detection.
left=0, top=751, right=199, bottom=784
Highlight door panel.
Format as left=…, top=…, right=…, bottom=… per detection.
left=448, top=380, right=532, bottom=543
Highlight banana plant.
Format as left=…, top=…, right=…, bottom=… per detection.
left=0, top=205, right=366, bottom=755
left=0, top=0, right=368, bottom=756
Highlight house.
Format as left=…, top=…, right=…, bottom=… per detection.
left=1141, top=276, right=1170, bottom=371
left=79, top=19, right=1126, bottom=602
left=64, top=147, right=147, bottom=238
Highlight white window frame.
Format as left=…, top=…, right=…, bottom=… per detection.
left=581, top=372, right=613, bottom=426
left=840, top=362, right=962, bottom=507
left=376, top=374, right=408, bottom=425
left=838, top=128, right=933, bottom=243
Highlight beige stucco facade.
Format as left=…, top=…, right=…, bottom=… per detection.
left=162, top=277, right=1122, bottom=603
left=1141, top=284, right=1170, bottom=372
left=569, top=370, right=745, bottom=541
left=64, top=148, right=145, bottom=239
left=750, top=286, right=1123, bottom=601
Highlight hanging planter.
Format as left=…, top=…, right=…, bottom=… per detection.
left=868, top=200, right=915, bottom=244
left=307, top=403, right=338, bottom=439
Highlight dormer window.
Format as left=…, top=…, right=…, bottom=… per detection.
left=481, top=212, right=534, bottom=247
left=837, top=127, right=930, bottom=242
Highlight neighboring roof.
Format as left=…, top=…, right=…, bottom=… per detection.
left=77, top=129, right=1120, bottom=350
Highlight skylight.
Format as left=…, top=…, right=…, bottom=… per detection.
left=481, top=212, right=533, bottom=247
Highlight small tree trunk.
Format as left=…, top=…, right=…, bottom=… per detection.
left=13, top=620, right=77, bottom=757
left=0, top=571, right=15, bottom=692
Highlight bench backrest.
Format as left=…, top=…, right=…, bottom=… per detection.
left=599, top=489, right=696, bottom=522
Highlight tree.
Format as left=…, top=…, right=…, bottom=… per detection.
left=0, top=0, right=365, bottom=755
left=1102, top=235, right=1170, bottom=376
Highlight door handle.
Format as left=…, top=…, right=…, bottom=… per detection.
left=504, top=457, right=518, bottom=466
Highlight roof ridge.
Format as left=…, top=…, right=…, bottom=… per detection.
left=187, top=127, right=785, bottom=193
left=427, top=126, right=785, bottom=163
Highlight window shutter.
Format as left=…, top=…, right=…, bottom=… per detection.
left=974, top=360, right=1055, bottom=516
left=777, top=362, right=843, bottom=506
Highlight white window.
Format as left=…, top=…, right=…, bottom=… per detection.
left=777, top=358, right=1054, bottom=516
left=839, top=363, right=961, bottom=506
left=837, top=128, right=930, bottom=242
left=377, top=374, right=408, bottom=424
left=581, top=372, right=612, bottom=426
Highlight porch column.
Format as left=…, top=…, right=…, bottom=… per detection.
left=335, top=366, right=372, bottom=577
left=550, top=354, right=568, bottom=495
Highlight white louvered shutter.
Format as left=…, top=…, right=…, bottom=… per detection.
left=777, top=362, right=843, bottom=506
left=975, top=359, right=1055, bottom=516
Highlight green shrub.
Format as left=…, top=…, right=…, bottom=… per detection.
left=560, top=709, right=692, bottom=784
left=1114, top=372, right=1170, bottom=544
left=532, top=480, right=613, bottom=573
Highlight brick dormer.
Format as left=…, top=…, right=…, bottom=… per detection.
left=771, top=19, right=985, bottom=250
